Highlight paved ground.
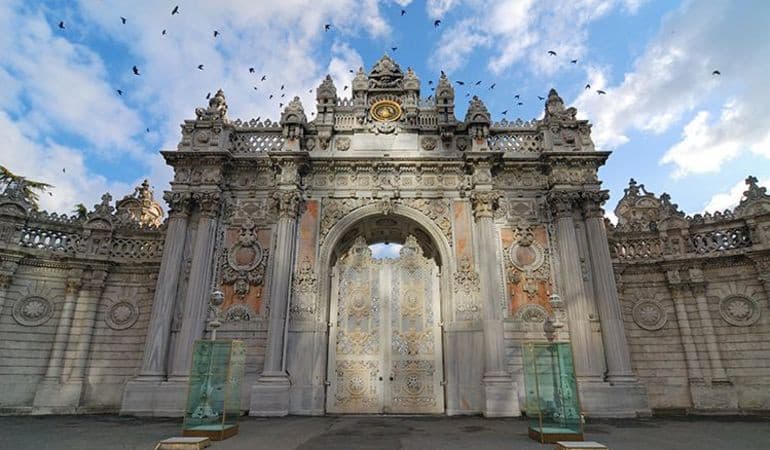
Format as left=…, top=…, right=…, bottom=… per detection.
left=1, top=414, right=769, bottom=449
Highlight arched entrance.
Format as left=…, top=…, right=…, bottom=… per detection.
left=321, top=208, right=451, bottom=414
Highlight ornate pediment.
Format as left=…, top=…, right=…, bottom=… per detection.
left=368, top=54, right=404, bottom=90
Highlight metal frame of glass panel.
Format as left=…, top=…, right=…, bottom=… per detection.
left=523, top=341, right=584, bottom=443
left=182, top=339, right=246, bottom=441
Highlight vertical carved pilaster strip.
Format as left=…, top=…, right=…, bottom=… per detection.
left=136, top=192, right=191, bottom=380
left=66, top=268, right=109, bottom=382
left=667, top=276, right=704, bottom=384
left=582, top=192, right=637, bottom=383
left=44, top=270, right=83, bottom=382
left=690, top=278, right=728, bottom=383
left=0, top=259, right=18, bottom=316
left=170, top=191, right=221, bottom=379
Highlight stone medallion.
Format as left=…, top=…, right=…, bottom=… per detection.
left=227, top=240, right=264, bottom=272
left=719, top=296, right=760, bottom=327
left=12, top=296, right=53, bottom=327
left=508, top=240, right=545, bottom=272
left=632, top=300, right=667, bottom=331
left=370, top=99, right=402, bottom=122
left=106, top=301, right=139, bottom=330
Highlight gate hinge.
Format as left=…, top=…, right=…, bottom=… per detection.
left=440, top=380, right=448, bottom=386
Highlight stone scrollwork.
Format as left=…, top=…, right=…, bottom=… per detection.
left=221, top=219, right=268, bottom=303
left=224, top=303, right=255, bottom=321
left=513, top=303, right=548, bottom=324
left=290, top=257, right=318, bottom=319
left=719, top=295, right=760, bottom=327
left=12, top=296, right=53, bottom=327
left=547, top=190, right=580, bottom=219
left=470, top=190, right=502, bottom=221
left=195, top=89, right=228, bottom=121
left=453, top=257, right=481, bottom=321
left=273, top=190, right=302, bottom=220
left=631, top=300, right=667, bottom=331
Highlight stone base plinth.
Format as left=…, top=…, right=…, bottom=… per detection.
left=249, top=373, right=290, bottom=416
left=32, top=379, right=83, bottom=412
left=555, top=441, right=608, bottom=450
left=155, top=437, right=211, bottom=450
left=120, top=379, right=187, bottom=417
left=482, top=374, right=520, bottom=417
left=578, top=380, right=650, bottom=418
left=690, top=381, right=738, bottom=412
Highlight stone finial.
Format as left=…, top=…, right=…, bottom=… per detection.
left=544, top=88, right=577, bottom=121
left=94, top=193, right=114, bottom=215
left=115, top=179, right=164, bottom=227
left=368, top=54, right=403, bottom=89
left=404, top=67, right=420, bottom=91
left=316, top=75, right=338, bottom=103
left=352, top=67, right=368, bottom=92
left=735, top=175, right=770, bottom=217
left=195, top=89, right=228, bottom=121
left=436, top=72, right=455, bottom=100
left=464, top=96, right=491, bottom=124
left=280, top=96, right=308, bottom=144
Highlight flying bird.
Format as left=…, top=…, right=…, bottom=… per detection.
left=585, top=83, right=591, bottom=90
left=475, top=80, right=482, bottom=85
left=501, top=110, right=508, bottom=115
left=570, top=59, right=578, bottom=64
left=349, top=69, right=354, bottom=73
left=261, top=75, right=267, bottom=81
left=254, top=86, right=258, bottom=90
left=280, top=84, right=284, bottom=90
left=401, top=9, right=406, bottom=16
left=249, top=67, right=255, bottom=73
left=517, top=102, right=523, bottom=106
left=465, top=93, right=470, bottom=97
left=58, top=21, right=65, bottom=29
left=255, top=117, right=260, bottom=122
left=206, top=92, right=211, bottom=99
left=548, top=50, right=557, bottom=56
left=213, top=30, right=220, bottom=37
left=391, top=47, right=398, bottom=51
left=62, top=168, right=66, bottom=173
left=171, top=5, right=179, bottom=15
left=428, top=80, right=433, bottom=85
left=343, top=86, right=348, bottom=90
left=537, top=95, right=545, bottom=100
left=269, top=94, right=273, bottom=99
left=116, top=89, right=123, bottom=96
left=146, top=128, right=150, bottom=133
left=281, top=93, right=285, bottom=98
left=132, top=65, right=140, bottom=75
left=324, top=24, right=331, bottom=31
left=120, top=16, right=126, bottom=24
left=197, top=64, right=204, bottom=70
left=489, top=83, right=496, bottom=90
left=455, top=81, right=465, bottom=85
left=513, top=94, right=519, bottom=99
left=597, top=90, right=606, bottom=95
left=434, top=20, right=441, bottom=27
left=308, top=89, right=313, bottom=93
left=712, top=70, right=721, bottom=76
left=280, top=103, right=283, bottom=108
left=162, top=29, right=167, bottom=35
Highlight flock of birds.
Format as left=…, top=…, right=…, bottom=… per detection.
left=54, top=4, right=724, bottom=123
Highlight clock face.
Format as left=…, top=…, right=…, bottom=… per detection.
left=370, top=100, right=402, bottom=122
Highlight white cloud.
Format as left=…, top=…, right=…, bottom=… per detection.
left=427, top=0, right=461, bottom=18
left=430, top=0, right=626, bottom=76
left=370, top=243, right=403, bottom=259
left=328, top=42, right=364, bottom=99
left=574, top=1, right=770, bottom=179
left=703, top=176, right=770, bottom=213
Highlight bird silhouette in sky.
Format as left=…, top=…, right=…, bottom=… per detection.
left=171, top=5, right=179, bottom=15
left=517, top=102, right=523, bottom=106
left=597, top=90, right=607, bottom=95
left=712, top=70, right=721, bottom=76
left=62, top=168, right=66, bottom=173
left=585, top=84, right=591, bottom=90
left=58, top=21, right=65, bottom=29
left=214, top=30, right=220, bottom=37
left=146, top=128, right=150, bottom=133
left=132, top=65, right=140, bottom=75
left=391, top=47, right=398, bottom=51
left=537, top=95, right=545, bottom=100
left=456, top=81, right=465, bottom=85
left=249, top=67, right=255, bottom=73
left=197, top=64, right=204, bottom=70
left=269, top=94, right=273, bottom=99
left=489, top=83, right=496, bottom=90
left=428, top=80, right=433, bottom=85
left=280, top=84, right=284, bottom=90
left=434, top=20, right=441, bottom=27
left=261, top=75, right=267, bottom=81
left=324, top=24, right=332, bottom=31
left=349, top=69, right=354, bottom=73
left=120, top=17, right=126, bottom=24
left=206, top=92, right=211, bottom=99
left=401, top=9, right=406, bottom=16
left=281, top=93, right=285, bottom=98
left=513, top=94, right=519, bottom=99
left=570, top=59, right=578, bottom=64
left=501, top=110, right=508, bottom=115
left=116, top=89, right=123, bottom=95
left=475, top=80, right=481, bottom=85
left=548, top=50, right=557, bottom=56
left=280, top=103, right=283, bottom=108
left=254, top=86, right=258, bottom=90
left=162, top=29, right=166, bottom=35
left=343, top=86, right=348, bottom=90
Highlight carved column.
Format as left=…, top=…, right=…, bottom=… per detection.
left=136, top=192, right=192, bottom=380
left=169, top=191, right=221, bottom=380
left=470, top=189, right=519, bottom=417
left=66, top=269, right=108, bottom=383
left=690, top=277, right=729, bottom=382
left=0, top=259, right=18, bottom=316
left=666, top=277, right=704, bottom=384
left=44, top=270, right=84, bottom=382
left=251, top=153, right=306, bottom=416
left=549, top=191, right=605, bottom=382
left=582, top=192, right=637, bottom=383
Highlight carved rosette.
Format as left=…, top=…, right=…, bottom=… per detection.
left=273, top=190, right=302, bottom=220
left=105, top=300, right=139, bottom=330
left=220, top=219, right=268, bottom=312
left=469, top=190, right=502, bottom=221
left=631, top=300, right=667, bottom=331
left=453, top=256, right=480, bottom=321
left=719, top=296, right=760, bottom=327
left=291, top=257, right=318, bottom=320
left=12, top=296, right=53, bottom=327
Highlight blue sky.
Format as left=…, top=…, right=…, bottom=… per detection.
left=1, top=0, right=769, bottom=220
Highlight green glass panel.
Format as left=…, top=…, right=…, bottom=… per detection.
left=521, top=341, right=583, bottom=441
left=183, top=339, right=245, bottom=433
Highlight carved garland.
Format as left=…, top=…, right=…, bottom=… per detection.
left=220, top=219, right=268, bottom=309
left=290, top=257, right=318, bottom=319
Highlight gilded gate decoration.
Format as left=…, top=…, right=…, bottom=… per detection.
left=327, top=236, right=444, bottom=414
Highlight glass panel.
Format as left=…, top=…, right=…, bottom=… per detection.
left=522, top=341, right=583, bottom=442
left=183, top=339, right=245, bottom=436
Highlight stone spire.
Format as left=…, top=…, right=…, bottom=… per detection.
left=316, top=75, right=337, bottom=105
left=280, top=96, right=308, bottom=149
left=403, top=67, right=420, bottom=92
left=368, top=54, right=404, bottom=90
left=465, top=95, right=491, bottom=124
left=352, top=67, right=368, bottom=92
